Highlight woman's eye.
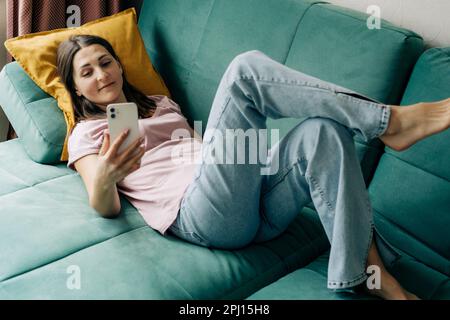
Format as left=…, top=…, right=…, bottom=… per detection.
left=80, top=61, right=110, bottom=77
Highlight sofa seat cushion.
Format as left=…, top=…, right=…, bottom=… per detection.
left=246, top=251, right=377, bottom=300
left=387, top=254, right=450, bottom=300
left=247, top=250, right=450, bottom=300
left=0, top=140, right=331, bottom=299
left=370, top=157, right=450, bottom=276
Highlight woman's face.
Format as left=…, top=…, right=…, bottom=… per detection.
left=72, top=44, right=126, bottom=109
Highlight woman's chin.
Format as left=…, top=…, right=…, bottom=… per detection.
left=95, top=94, right=123, bottom=107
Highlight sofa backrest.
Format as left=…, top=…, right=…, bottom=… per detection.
left=0, top=0, right=424, bottom=179
left=369, top=47, right=450, bottom=277
left=138, top=0, right=424, bottom=184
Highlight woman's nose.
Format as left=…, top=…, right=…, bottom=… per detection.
left=96, top=69, right=108, bottom=81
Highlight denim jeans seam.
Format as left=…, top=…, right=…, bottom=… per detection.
left=378, top=105, right=390, bottom=137
left=234, top=76, right=386, bottom=141
left=195, top=95, right=233, bottom=182
left=169, top=223, right=206, bottom=245
left=205, top=96, right=232, bottom=144
left=235, top=75, right=336, bottom=93
left=261, top=156, right=308, bottom=199
left=365, top=208, right=376, bottom=272
left=335, top=92, right=383, bottom=111
left=327, top=226, right=373, bottom=288
left=373, top=108, right=382, bottom=138
left=373, top=104, right=388, bottom=138
left=170, top=205, right=209, bottom=246
left=328, top=272, right=368, bottom=288
left=328, top=177, right=374, bottom=288
left=333, top=92, right=388, bottom=140
left=330, top=196, right=372, bottom=284
left=307, top=174, right=334, bottom=212
left=180, top=183, right=197, bottom=211
left=261, top=168, right=291, bottom=198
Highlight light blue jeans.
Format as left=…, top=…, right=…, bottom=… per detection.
left=168, top=50, right=401, bottom=290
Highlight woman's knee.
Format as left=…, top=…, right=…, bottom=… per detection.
left=225, top=50, right=264, bottom=81
left=232, top=50, right=263, bottom=67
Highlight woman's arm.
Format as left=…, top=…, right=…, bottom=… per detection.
left=75, top=154, right=121, bottom=218
left=73, top=129, right=144, bottom=218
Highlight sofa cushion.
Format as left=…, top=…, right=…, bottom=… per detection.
left=0, top=139, right=331, bottom=298
left=0, top=63, right=67, bottom=164
left=247, top=250, right=450, bottom=300
left=247, top=251, right=377, bottom=300
left=2, top=8, right=170, bottom=163
left=0, top=0, right=438, bottom=300
left=138, top=0, right=324, bottom=126
left=388, top=254, right=450, bottom=300
left=369, top=47, right=450, bottom=277
left=139, top=0, right=424, bottom=186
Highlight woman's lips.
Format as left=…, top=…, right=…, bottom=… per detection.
left=99, top=82, right=115, bottom=91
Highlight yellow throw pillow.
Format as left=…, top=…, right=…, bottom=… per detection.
left=5, top=8, right=171, bottom=161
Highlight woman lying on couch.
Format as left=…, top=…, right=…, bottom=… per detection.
left=58, top=34, right=450, bottom=300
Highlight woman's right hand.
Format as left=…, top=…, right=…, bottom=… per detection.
left=95, top=129, right=146, bottom=185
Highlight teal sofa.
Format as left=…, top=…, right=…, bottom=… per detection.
left=0, top=0, right=448, bottom=299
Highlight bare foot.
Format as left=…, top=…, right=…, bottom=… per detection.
left=405, top=290, right=421, bottom=300
left=364, top=239, right=421, bottom=300
left=379, top=98, right=450, bottom=151
left=364, top=268, right=420, bottom=300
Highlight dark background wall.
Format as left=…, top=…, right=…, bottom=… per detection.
left=121, top=0, right=143, bottom=18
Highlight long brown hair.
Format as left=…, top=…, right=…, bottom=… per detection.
left=57, top=34, right=157, bottom=128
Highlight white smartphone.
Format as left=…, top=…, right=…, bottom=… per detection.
left=107, top=102, right=140, bottom=155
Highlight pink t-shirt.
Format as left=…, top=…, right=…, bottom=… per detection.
left=67, top=95, right=202, bottom=235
